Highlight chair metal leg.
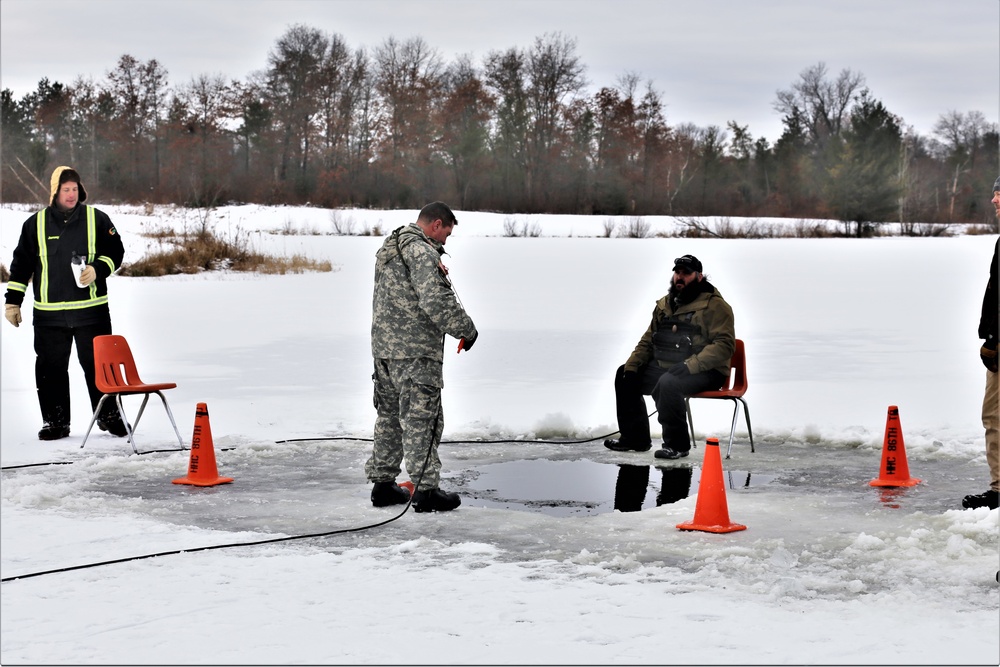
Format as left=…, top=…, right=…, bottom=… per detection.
left=130, top=394, right=151, bottom=431
left=80, top=394, right=112, bottom=450
left=154, top=391, right=187, bottom=448
left=724, top=398, right=739, bottom=459
left=738, top=397, right=754, bottom=453
left=688, top=396, right=755, bottom=458
left=685, top=398, right=696, bottom=446
left=115, top=395, right=140, bottom=455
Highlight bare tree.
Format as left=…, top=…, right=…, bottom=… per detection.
left=933, top=110, right=995, bottom=221
left=484, top=46, right=530, bottom=208
left=68, top=76, right=101, bottom=186
left=315, top=33, right=355, bottom=171
left=524, top=32, right=587, bottom=208
left=635, top=82, right=670, bottom=211
left=345, top=49, right=376, bottom=196
left=141, top=59, right=169, bottom=188
left=438, top=55, right=495, bottom=208
left=266, top=24, right=329, bottom=185
left=172, top=74, right=233, bottom=204
left=372, top=35, right=444, bottom=203
left=774, top=62, right=865, bottom=146
left=663, top=123, right=701, bottom=214
left=106, top=54, right=168, bottom=189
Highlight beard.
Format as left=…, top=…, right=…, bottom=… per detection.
left=668, top=277, right=690, bottom=300
left=669, top=276, right=704, bottom=306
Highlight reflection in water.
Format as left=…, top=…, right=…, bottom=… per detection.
left=876, top=487, right=908, bottom=509
left=657, top=466, right=693, bottom=505
left=459, top=459, right=768, bottom=516
left=613, top=464, right=693, bottom=512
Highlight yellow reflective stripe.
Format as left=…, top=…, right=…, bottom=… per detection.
left=86, top=206, right=96, bottom=258
left=33, top=295, right=109, bottom=311
left=8, top=281, right=27, bottom=293
left=35, top=211, right=49, bottom=302
left=85, top=207, right=98, bottom=299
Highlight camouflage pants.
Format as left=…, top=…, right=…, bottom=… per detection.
left=365, top=357, right=444, bottom=491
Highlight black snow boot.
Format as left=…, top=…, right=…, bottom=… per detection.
left=98, top=414, right=130, bottom=437
left=961, top=489, right=999, bottom=510
left=413, top=488, right=461, bottom=513
left=38, top=423, right=70, bottom=441
left=371, top=481, right=411, bottom=507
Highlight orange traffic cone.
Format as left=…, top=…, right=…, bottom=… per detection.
left=677, top=437, right=747, bottom=533
left=172, top=403, right=233, bottom=487
left=869, top=405, right=920, bottom=487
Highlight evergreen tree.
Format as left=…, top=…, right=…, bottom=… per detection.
left=826, top=90, right=903, bottom=236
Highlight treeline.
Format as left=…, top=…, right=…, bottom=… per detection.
left=2, top=26, right=998, bottom=231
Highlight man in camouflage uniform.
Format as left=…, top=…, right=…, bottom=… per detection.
left=366, top=201, right=478, bottom=512
left=604, top=254, right=735, bottom=459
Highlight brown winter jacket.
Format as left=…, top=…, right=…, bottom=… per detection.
left=624, top=280, right=735, bottom=377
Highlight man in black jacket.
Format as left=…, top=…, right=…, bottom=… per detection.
left=4, top=167, right=126, bottom=441
left=963, top=178, right=1000, bottom=510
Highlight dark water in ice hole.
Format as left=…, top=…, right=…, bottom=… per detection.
left=452, top=459, right=774, bottom=517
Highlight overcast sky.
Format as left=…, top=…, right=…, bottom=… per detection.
left=1, top=0, right=997, bottom=143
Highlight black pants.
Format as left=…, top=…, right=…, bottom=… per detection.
left=34, top=322, right=113, bottom=426
left=613, top=363, right=726, bottom=451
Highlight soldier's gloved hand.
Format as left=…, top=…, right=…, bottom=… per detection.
left=460, top=330, right=478, bottom=352
left=667, top=361, right=689, bottom=377
left=79, top=265, right=96, bottom=286
left=981, top=340, right=998, bottom=373
left=4, top=304, right=22, bottom=327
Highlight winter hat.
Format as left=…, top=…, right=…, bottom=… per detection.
left=673, top=254, right=703, bottom=274
left=49, top=166, right=87, bottom=207
left=993, top=175, right=1000, bottom=192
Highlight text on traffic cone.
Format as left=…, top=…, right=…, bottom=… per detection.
left=172, top=402, right=234, bottom=487
left=677, top=437, right=747, bottom=533
left=869, top=405, right=920, bottom=488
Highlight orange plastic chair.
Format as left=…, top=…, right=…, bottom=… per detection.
left=685, top=338, right=754, bottom=458
left=80, top=335, right=186, bottom=454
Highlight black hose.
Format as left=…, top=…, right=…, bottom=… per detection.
left=1, top=421, right=637, bottom=471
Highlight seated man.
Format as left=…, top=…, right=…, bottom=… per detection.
left=604, top=254, right=736, bottom=459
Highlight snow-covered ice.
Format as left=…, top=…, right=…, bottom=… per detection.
left=2, top=204, right=997, bottom=664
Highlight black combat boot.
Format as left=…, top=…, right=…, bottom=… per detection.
left=412, top=488, right=461, bottom=513
left=371, top=481, right=411, bottom=507
left=962, top=489, right=999, bottom=510
left=654, top=446, right=689, bottom=460
left=603, top=438, right=651, bottom=452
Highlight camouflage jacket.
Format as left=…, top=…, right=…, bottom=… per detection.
left=624, top=280, right=735, bottom=376
left=371, top=223, right=477, bottom=364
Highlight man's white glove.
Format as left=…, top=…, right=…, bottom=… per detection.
left=4, top=304, right=22, bottom=327
left=79, top=265, right=96, bottom=286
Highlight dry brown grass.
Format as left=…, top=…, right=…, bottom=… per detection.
left=120, top=229, right=333, bottom=277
